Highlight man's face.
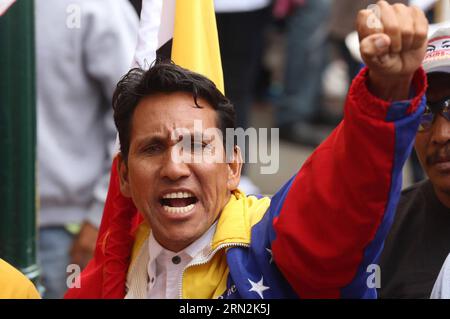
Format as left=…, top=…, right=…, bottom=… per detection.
left=415, top=73, right=450, bottom=194
left=118, top=92, right=242, bottom=252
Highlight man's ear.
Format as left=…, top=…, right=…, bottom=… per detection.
left=227, top=145, right=243, bottom=191
left=117, top=153, right=131, bottom=198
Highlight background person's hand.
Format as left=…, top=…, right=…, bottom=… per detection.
left=356, top=1, right=429, bottom=100
left=70, top=221, right=98, bottom=270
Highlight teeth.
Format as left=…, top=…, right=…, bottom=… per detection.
left=163, top=204, right=195, bottom=214
left=162, top=192, right=194, bottom=199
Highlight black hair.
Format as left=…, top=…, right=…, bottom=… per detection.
left=112, top=61, right=236, bottom=160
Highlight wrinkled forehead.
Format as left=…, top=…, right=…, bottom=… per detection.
left=131, top=93, right=220, bottom=142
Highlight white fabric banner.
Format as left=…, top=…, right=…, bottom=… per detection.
left=133, top=0, right=175, bottom=70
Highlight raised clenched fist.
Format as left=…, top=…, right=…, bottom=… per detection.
left=356, top=1, right=429, bottom=100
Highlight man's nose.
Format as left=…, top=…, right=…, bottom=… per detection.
left=430, top=115, right=450, bottom=145
left=159, top=148, right=191, bottom=181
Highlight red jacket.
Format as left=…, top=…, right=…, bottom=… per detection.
left=65, top=67, right=427, bottom=299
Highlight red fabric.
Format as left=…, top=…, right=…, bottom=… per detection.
left=65, top=157, right=142, bottom=299
left=271, top=67, right=427, bottom=298
left=65, top=68, right=427, bottom=299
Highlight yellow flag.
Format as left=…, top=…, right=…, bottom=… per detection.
left=171, top=0, right=225, bottom=94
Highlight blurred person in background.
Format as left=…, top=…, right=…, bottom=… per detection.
left=215, top=0, right=271, bottom=132
left=215, top=0, right=272, bottom=194
left=35, top=0, right=138, bottom=298
left=379, top=27, right=450, bottom=299
left=275, top=0, right=332, bottom=146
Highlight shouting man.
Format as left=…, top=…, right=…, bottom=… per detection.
left=66, top=2, right=429, bottom=299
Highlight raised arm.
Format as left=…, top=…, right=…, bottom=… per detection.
left=271, top=1, right=429, bottom=298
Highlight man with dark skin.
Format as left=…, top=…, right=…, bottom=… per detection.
left=380, top=28, right=450, bottom=299
left=418, top=72, right=450, bottom=207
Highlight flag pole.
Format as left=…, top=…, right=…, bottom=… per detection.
left=0, top=0, right=41, bottom=289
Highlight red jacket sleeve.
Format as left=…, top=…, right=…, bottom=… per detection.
left=271, top=67, right=427, bottom=298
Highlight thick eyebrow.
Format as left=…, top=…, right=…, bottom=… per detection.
left=134, top=135, right=167, bottom=149
left=443, top=40, right=450, bottom=45
left=179, top=131, right=213, bottom=143
left=135, top=129, right=215, bottom=151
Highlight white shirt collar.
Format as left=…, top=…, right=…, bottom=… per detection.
left=125, top=221, right=219, bottom=299
left=146, top=221, right=218, bottom=299
left=148, top=220, right=218, bottom=264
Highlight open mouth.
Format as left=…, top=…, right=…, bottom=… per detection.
left=159, top=191, right=199, bottom=214
left=435, top=157, right=450, bottom=164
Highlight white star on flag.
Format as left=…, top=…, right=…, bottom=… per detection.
left=266, top=248, right=273, bottom=264
left=248, top=276, right=270, bottom=299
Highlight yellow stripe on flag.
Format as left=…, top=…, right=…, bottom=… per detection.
left=171, top=0, right=224, bottom=94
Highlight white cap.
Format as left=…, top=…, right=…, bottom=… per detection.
left=423, top=27, right=450, bottom=74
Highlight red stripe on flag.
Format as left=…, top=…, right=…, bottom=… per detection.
left=65, top=156, right=142, bottom=298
